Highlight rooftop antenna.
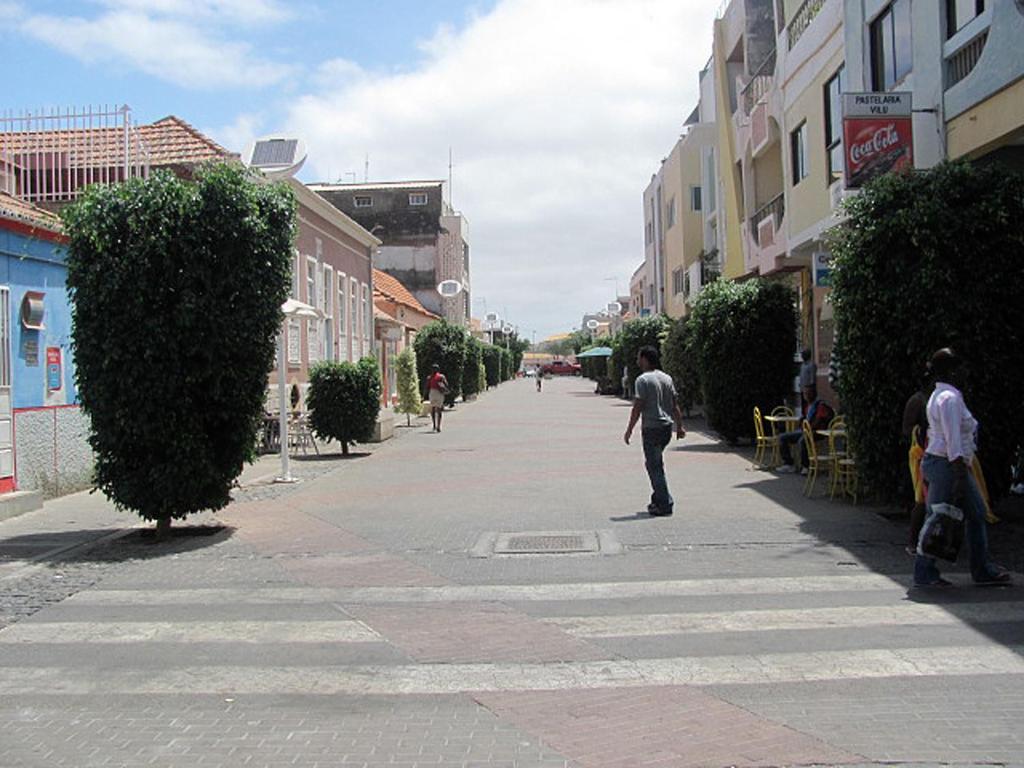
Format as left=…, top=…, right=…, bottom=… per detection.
left=364, top=153, right=369, bottom=182
left=448, top=146, right=454, bottom=208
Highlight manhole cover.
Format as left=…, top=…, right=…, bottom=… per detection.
left=492, top=531, right=600, bottom=555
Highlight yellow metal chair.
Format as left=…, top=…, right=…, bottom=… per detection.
left=827, top=416, right=858, bottom=502
left=768, top=405, right=796, bottom=468
left=753, top=406, right=779, bottom=469
left=802, top=420, right=836, bottom=497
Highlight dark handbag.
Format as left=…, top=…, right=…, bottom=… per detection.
left=917, top=503, right=965, bottom=562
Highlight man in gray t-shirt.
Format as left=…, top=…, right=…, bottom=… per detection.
left=624, top=345, right=685, bottom=516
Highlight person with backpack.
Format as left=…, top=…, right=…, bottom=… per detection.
left=775, top=398, right=835, bottom=474
left=426, top=364, right=449, bottom=433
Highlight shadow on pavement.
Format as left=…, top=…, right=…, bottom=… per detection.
left=292, top=452, right=371, bottom=462
left=0, top=524, right=235, bottom=564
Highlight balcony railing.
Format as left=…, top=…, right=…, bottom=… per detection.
left=786, top=0, right=827, bottom=50
left=946, top=30, right=988, bottom=89
left=741, top=49, right=776, bottom=115
left=749, top=193, right=785, bottom=246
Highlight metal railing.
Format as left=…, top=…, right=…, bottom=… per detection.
left=749, top=193, right=785, bottom=246
left=946, top=30, right=988, bottom=89
left=0, top=105, right=150, bottom=204
left=741, top=49, right=776, bottom=115
left=786, top=0, right=827, bottom=50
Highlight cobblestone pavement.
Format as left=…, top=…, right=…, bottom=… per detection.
left=1, top=378, right=1023, bottom=767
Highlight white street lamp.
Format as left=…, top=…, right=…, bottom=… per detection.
left=276, top=298, right=321, bottom=484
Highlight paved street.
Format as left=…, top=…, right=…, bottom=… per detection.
left=1, top=376, right=1023, bottom=768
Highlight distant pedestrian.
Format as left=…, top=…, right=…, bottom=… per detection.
left=799, top=348, right=817, bottom=416
left=624, top=346, right=685, bottom=516
left=913, top=348, right=1010, bottom=588
left=426, top=364, right=449, bottom=433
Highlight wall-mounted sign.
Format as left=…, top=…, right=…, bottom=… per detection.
left=842, top=92, right=913, bottom=189
left=20, top=291, right=45, bottom=330
left=813, top=252, right=833, bottom=288
left=46, top=347, right=62, bottom=390
left=22, top=337, right=38, bottom=367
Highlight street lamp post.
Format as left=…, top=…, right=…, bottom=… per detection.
left=276, top=298, right=321, bottom=484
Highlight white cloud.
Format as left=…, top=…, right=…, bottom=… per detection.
left=96, top=0, right=293, bottom=25
left=284, top=0, right=716, bottom=337
left=206, top=112, right=265, bottom=155
left=21, top=9, right=294, bottom=90
left=0, top=1, right=23, bottom=22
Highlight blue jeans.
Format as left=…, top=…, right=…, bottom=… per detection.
left=642, top=425, right=674, bottom=511
left=914, top=453, right=998, bottom=584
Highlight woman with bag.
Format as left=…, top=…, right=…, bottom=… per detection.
left=913, top=348, right=1010, bottom=588
left=426, top=364, right=449, bottom=433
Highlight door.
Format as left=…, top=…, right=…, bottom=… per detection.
left=0, top=288, right=13, bottom=491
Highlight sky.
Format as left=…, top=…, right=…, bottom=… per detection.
left=2, top=0, right=717, bottom=340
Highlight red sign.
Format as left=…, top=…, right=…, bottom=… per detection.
left=843, top=116, right=913, bottom=189
left=46, top=347, right=62, bottom=391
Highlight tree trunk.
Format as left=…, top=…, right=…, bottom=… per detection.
left=342, top=441, right=350, bottom=456
left=406, top=413, right=411, bottom=427
left=155, top=516, right=171, bottom=541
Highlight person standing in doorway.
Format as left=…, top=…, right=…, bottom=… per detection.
left=799, top=348, right=817, bottom=416
left=426, top=364, right=449, bottom=433
left=624, top=346, right=685, bottom=516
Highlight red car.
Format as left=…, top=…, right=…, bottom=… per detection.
left=541, top=360, right=581, bottom=376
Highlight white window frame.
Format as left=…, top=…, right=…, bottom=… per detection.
left=361, top=282, right=371, bottom=354
left=350, top=276, right=360, bottom=359
left=354, top=195, right=372, bottom=208
left=338, top=271, right=348, bottom=361
left=408, top=192, right=428, bottom=206
left=306, top=256, right=320, bottom=364
left=322, top=265, right=334, bottom=361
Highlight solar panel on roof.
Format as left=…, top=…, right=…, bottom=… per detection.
left=251, top=139, right=298, bottom=167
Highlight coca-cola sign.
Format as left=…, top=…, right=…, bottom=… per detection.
left=842, top=92, right=914, bottom=189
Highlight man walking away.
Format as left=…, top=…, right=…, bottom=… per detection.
left=624, top=346, right=685, bottom=516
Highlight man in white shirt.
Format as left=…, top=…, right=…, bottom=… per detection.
left=914, top=348, right=1009, bottom=587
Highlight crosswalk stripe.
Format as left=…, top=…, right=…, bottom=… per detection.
left=67, top=573, right=910, bottom=605
left=0, top=620, right=381, bottom=644
left=547, top=601, right=1024, bottom=637
left=2, top=645, right=1022, bottom=695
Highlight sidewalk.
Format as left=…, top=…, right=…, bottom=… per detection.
left=1, top=378, right=1022, bottom=768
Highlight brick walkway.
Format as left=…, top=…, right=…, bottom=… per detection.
left=1, top=377, right=1022, bottom=767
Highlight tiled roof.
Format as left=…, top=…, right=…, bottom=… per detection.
left=373, top=269, right=437, bottom=318
left=0, top=115, right=234, bottom=169
left=0, top=192, right=62, bottom=233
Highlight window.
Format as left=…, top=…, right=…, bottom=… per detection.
left=705, top=151, right=717, bottom=212
left=672, top=267, right=685, bottom=296
left=306, top=257, right=321, bottom=364
left=350, top=277, right=360, bottom=358
left=322, top=266, right=334, bottom=362
left=791, top=122, right=808, bottom=185
left=666, top=197, right=676, bottom=228
left=354, top=195, right=372, bottom=208
left=408, top=192, right=428, bottom=206
left=362, top=283, right=371, bottom=353
left=690, top=186, right=702, bottom=212
left=645, top=220, right=653, bottom=245
left=824, top=65, right=845, bottom=183
left=305, top=256, right=316, bottom=306
left=337, top=273, right=348, bottom=361
left=290, top=250, right=300, bottom=298
left=947, top=0, right=984, bottom=37
left=870, top=0, right=912, bottom=91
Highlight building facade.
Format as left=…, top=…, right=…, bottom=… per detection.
left=311, top=181, right=472, bottom=327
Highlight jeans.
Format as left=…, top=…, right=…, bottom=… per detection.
left=778, top=430, right=808, bottom=467
left=642, top=425, right=674, bottom=511
left=914, top=453, right=998, bottom=584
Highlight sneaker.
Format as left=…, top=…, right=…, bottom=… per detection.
left=776, top=464, right=798, bottom=474
left=913, top=577, right=953, bottom=589
left=975, top=571, right=1012, bottom=586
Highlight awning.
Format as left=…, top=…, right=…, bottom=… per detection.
left=576, top=346, right=613, bottom=358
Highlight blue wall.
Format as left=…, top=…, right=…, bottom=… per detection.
left=0, top=224, right=78, bottom=410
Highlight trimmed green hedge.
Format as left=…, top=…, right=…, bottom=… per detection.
left=618, top=316, right=669, bottom=390
left=689, top=279, right=796, bottom=443
left=462, top=336, right=483, bottom=399
left=830, top=161, right=1024, bottom=499
left=662, top=316, right=700, bottom=414
left=308, top=358, right=382, bottom=455
left=62, top=165, right=294, bottom=528
left=413, top=319, right=467, bottom=405
left=482, top=344, right=502, bottom=388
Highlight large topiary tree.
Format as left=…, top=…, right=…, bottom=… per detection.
left=462, top=336, right=483, bottom=399
left=618, top=315, right=670, bottom=390
left=662, top=316, right=701, bottom=414
left=62, top=165, right=295, bottom=535
left=307, top=357, right=382, bottom=455
left=689, top=279, right=796, bottom=443
left=395, top=347, right=422, bottom=426
left=482, top=344, right=502, bottom=388
left=830, top=161, right=1024, bottom=499
left=414, top=319, right=467, bottom=405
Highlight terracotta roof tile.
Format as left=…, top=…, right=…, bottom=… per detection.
left=373, top=269, right=437, bottom=318
left=0, top=192, right=62, bottom=233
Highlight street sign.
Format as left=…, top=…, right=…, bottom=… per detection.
left=813, top=252, right=832, bottom=288
left=842, top=92, right=913, bottom=189
left=437, top=280, right=463, bottom=297
left=586, top=319, right=599, bottom=330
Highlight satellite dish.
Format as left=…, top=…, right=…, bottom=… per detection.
left=607, top=301, right=623, bottom=314
left=586, top=319, right=600, bottom=330
left=437, top=280, right=463, bottom=297
left=243, top=135, right=307, bottom=179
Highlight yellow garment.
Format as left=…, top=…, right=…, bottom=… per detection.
left=908, top=443, right=926, bottom=504
left=971, top=455, right=1000, bottom=524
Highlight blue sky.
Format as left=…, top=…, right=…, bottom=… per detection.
left=2, top=0, right=714, bottom=338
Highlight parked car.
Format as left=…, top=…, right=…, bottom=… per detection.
left=541, top=360, right=581, bottom=376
